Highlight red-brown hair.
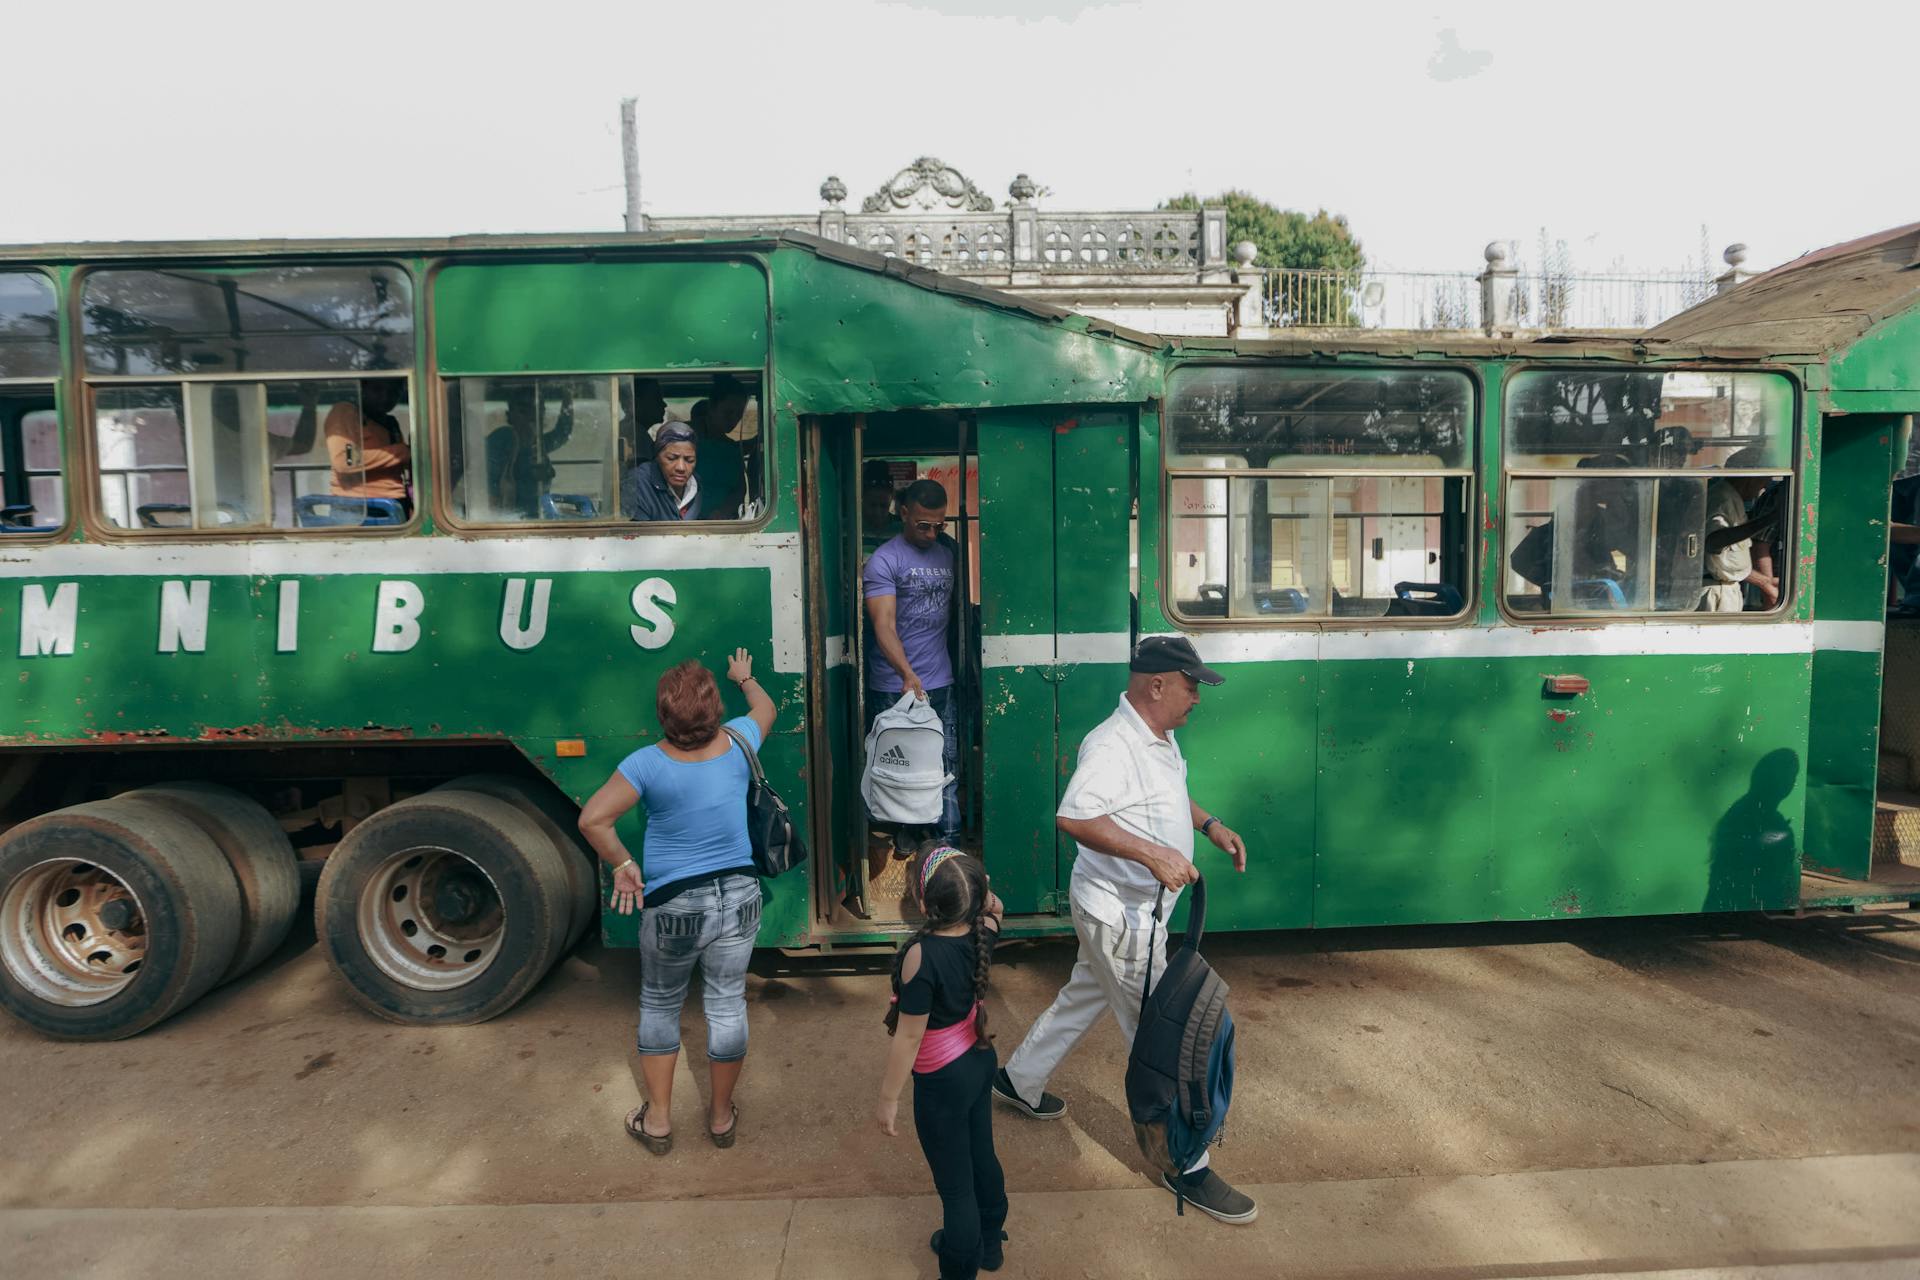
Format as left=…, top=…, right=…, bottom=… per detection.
left=655, top=660, right=723, bottom=750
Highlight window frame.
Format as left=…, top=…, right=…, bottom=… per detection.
left=1160, top=359, right=1481, bottom=629
left=0, top=267, right=68, bottom=542
left=1496, top=362, right=1802, bottom=625
left=71, top=261, right=423, bottom=542
left=429, top=365, right=775, bottom=536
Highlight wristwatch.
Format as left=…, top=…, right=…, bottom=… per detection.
left=1199, top=816, right=1219, bottom=838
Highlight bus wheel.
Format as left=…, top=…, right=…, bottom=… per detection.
left=315, top=792, right=572, bottom=1025
left=0, top=798, right=243, bottom=1040
left=130, top=783, right=301, bottom=983
left=436, top=775, right=599, bottom=952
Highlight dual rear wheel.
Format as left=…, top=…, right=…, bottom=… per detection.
left=0, top=775, right=598, bottom=1039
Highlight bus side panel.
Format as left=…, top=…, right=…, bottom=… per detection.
left=1052, top=412, right=1136, bottom=905
left=1486, top=651, right=1808, bottom=920
left=978, top=407, right=1060, bottom=916
left=1805, top=414, right=1897, bottom=878
left=1313, top=657, right=1498, bottom=926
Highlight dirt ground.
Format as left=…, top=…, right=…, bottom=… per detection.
left=1, top=908, right=1917, bottom=1277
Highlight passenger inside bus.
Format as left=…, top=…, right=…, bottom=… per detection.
left=325, top=379, right=411, bottom=515
left=1699, top=448, right=1782, bottom=612
left=694, top=376, right=750, bottom=519
left=486, top=385, right=574, bottom=519
left=622, top=421, right=702, bottom=521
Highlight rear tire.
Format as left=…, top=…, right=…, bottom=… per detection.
left=315, top=791, right=572, bottom=1025
left=0, top=797, right=243, bottom=1040
left=437, top=774, right=599, bottom=951
left=129, top=783, right=301, bottom=983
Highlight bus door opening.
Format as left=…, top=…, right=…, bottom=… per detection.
left=840, top=413, right=982, bottom=925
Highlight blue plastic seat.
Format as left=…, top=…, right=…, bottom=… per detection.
left=539, top=493, right=598, bottom=520
left=293, top=495, right=406, bottom=527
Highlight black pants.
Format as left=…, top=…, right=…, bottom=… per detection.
left=912, top=1045, right=1007, bottom=1280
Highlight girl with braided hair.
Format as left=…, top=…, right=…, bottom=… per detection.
left=875, top=847, right=1009, bottom=1279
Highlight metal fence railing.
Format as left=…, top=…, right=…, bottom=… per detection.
left=1258, top=268, right=1719, bottom=332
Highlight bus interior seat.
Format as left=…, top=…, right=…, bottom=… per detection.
left=539, top=493, right=598, bottom=520
left=1570, top=578, right=1628, bottom=609
left=1385, top=581, right=1463, bottom=617
left=0, top=504, right=55, bottom=534
left=293, top=495, right=405, bottom=528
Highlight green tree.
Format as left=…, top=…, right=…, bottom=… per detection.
left=1159, top=190, right=1365, bottom=272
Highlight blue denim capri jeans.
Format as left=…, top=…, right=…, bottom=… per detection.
left=637, top=873, right=761, bottom=1062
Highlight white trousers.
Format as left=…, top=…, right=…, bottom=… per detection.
left=1002, top=887, right=1209, bottom=1173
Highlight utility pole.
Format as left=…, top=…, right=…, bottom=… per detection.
left=620, top=98, right=642, bottom=232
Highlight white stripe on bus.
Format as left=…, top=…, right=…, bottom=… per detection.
left=3, top=533, right=809, bottom=672
left=979, top=621, right=1883, bottom=668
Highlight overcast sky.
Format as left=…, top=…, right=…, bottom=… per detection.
left=7, top=0, right=1913, bottom=276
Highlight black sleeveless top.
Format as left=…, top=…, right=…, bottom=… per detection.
left=896, top=925, right=997, bottom=1030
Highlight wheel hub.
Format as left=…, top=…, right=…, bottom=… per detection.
left=356, top=846, right=506, bottom=991
left=0, top=859, right=149, bottom=1007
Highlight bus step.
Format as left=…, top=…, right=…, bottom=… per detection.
left=1870, top=790, right=1920, bottom=869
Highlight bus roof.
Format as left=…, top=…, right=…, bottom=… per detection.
left=0, top=227, right=1168, bottom=355
left=1645, top=220, right=1920, bottom=356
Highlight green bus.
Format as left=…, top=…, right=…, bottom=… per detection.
left=1, top=224, right=1916, bottom=1039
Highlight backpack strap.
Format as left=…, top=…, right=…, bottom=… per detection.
left=1139, top=884, right=1165, bottom=1024
left=720, top=727, right=766, bottom=787
left=1185, top=873, right=1208, bottom=953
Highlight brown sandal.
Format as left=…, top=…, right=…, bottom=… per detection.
left=708, top=1104, right=739, bottom=1149
left=625, top=1104, right=672, bottom=1155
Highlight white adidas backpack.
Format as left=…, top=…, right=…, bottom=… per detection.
left=861, top=692, right=951, bottom=824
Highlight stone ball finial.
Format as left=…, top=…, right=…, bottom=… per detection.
left=1008, top=173, right=1039, bottom=203
left=1484, top=241, right=1510, bottom=266
left=820, top=176, right=848, bottom=207
left=1232, top=240, right=1258, bottom=266
left=1723, top=242, right=1749, bottom=268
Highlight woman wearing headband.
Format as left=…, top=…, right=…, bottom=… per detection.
left=621, top=420, right=702, bottom=522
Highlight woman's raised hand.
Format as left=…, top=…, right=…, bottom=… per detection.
left=727, top=647, right=754, bottom=686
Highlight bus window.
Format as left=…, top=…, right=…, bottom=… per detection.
left=1503, top=370, right=1793, bottom=616
left=0, top=271, right=59, bottom=380
left=1164, top=365, right=1473, bottom=621
left=80, top=265, right=415, bottom=533
left=94, top=377, right=412, bottom=531
left=443, top=372, right=764, bottom=526
left=81, top=265, right=412, bottom=376
left=1, top=398, right=63, bottom=532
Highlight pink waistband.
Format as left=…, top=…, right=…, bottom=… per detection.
left=913, top=1003, right=981, bottom=1074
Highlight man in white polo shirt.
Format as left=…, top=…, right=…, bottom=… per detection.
left=992, top=634, right=1255, bottom=1224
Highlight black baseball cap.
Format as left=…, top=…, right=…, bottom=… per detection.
left=1129, top=634, right=1224, bottom=686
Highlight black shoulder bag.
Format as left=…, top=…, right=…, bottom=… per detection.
left=721, top=727, right=807, bottom=877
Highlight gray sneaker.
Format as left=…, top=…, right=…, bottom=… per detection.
left=1161, top=1169, right=1258, bottom=1224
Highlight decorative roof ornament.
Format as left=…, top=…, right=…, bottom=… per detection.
left=1008, top=173, right=1040, bottom=204
left=861, top=157, right=997, bottom=214
left=819, top=176, right=848, bottom=207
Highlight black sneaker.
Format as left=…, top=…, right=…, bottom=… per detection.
left=930, top=1228, right=1006, bottom=1271
left=1161, top=1169, right=1258, bottom=1224
left=991, top=1068, right=1066, bottom=1120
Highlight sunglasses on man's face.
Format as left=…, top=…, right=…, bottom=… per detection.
left=907, top=519, right=944, bottom=533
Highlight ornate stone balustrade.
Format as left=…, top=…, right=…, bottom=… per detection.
left=644, top=157, right=1229, bottom=277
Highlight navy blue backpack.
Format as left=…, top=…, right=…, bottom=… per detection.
left=1125, top=874, right=1235, bottom=1212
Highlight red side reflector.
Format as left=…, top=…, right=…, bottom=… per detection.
left=555, top=739, right=587, bottom=758
left=1544, top=675, right=1590, bottom=695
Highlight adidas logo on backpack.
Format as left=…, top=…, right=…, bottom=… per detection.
left=1125, top=874, right=1236, bottom=1215
left=878, top=744, right=911, bottom=767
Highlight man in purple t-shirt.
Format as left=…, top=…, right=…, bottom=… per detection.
left=863, top=477, right=959, bottom=849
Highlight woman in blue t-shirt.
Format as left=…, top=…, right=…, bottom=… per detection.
left=578, top=647, right=776, bottom=1154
